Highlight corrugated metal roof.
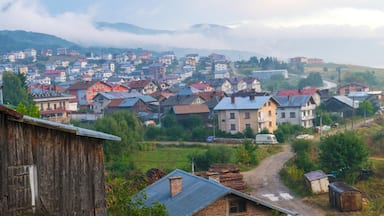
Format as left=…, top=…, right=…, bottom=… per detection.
left=144, top=169, right=230, bottom=216
left=275, top=95, right=313, bottom=107
left=95, top=91, right=142, bottom=100
left=304, top=170, right=327, bottom=181
left=22, top=115, right=121, bottom=141
left=118, top=98, right=139, bottom=107
left=214, top=96, right=272, bottom=111
left=333, top=96, right=359, bottom=108
left=329, top=182, right=361, bottom=193
left=143, top=169, right=298, bottom=216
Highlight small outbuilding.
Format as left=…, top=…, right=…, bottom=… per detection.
left=304, top=170, right=329, bottom=194
left=328, top=182, right=362, bottom=212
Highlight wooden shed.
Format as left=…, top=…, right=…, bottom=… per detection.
left=0, top=105, right=121, bottom=216
left=304, top=170, right=329, bottom=194
left=328, top=182, right=362, bottom=212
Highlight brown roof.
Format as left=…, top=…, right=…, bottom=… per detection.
left=173, top=104, right=209, bottom=114
left=67, top=80, right=100, bottom=90
left=128, top=80, right=151, bottom=89
left=107, top=98, right=125, bottom=108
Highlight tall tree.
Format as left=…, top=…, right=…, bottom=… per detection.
left=3, top=71, right=34, bottom=107
left=319, top=132, right=368, bottom=183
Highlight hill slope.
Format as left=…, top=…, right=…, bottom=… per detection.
left=0, top=30, right=79, bottom=53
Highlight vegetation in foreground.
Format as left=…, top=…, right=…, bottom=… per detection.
left=280, top=117, right=384, bottom=215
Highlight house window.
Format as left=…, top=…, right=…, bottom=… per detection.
left=281, top=112, right=285, bottom=118
left=269, top=121, right=272, bottom=127
left=245, top=124, right=251, bottom=129
left=230, top=124, right=236, bottom=131
left=290, top=112, right=296, bottom=118
left=268, top=101, right=271, bottom=106
left=229, top=199, right=247, bottom=213
left=268, top=110, right=272, bottom=116
left=244, top=112, right=250, bottom=119
left=230, top=112, right=235, bottom=119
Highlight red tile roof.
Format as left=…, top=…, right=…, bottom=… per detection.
left=277, top=88, right=318, bottom=96
left=128, top=80, right=151, bottom=88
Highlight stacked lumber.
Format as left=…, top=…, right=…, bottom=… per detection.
left=208, top=163, right=240, bottom=173
left=146, top=168, right=167, bottom=185
left=196, top=164, right=246, bottom=192
left=219, top=173, right=246, bottom=191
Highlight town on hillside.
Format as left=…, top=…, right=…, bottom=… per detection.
left=1, top=47, right=383, bottom=215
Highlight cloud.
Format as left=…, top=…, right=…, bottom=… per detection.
left=1, top=0, right=384, bottom=67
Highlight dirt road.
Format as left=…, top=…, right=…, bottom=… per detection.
left=242, top=145, right=325, bottom=215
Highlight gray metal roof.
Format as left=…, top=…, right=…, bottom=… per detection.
left=333, top=95, right=359, bottom=108
left=214, top=96, right=272, bottom=111
left=143, top=169, right=297, bottom=216
left=304, top=170, right=327, bottom=181
left=22, top=116, right=121, bottom=141
left=275, top=95, right=313, bottom=108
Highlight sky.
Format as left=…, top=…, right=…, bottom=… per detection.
left=1, top=0, right=384, bottom=67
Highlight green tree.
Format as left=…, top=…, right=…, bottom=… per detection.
left=357, top=100, right=375, bottom=117
left=106, top=174, right=168, bottom=216
left=319, top=132, right=369, bottom=183
left=93, top=111, right=144, bottom=161
left=236, top=139, right=258, bottom=165
left=190, top=146, right=233, bottom=171
left=3, top=71, right=34, bottom=107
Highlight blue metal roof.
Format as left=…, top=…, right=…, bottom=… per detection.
left=143, top=169, right=230, bottom=216
left=275, top=95, right=313, bottom=107
left=214, top=96, right=272, bottom=111
left=118, top=98, right=139, bottom=107
left=142, top=169, right=298, bottom=216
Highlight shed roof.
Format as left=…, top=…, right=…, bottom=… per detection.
left=329, top=182, right=361, bottom=194
left=143, top=169, right=297, bottom=216
left=0, top=105, right=121, bottom=141
left=304, top=170, right=327, bottom=181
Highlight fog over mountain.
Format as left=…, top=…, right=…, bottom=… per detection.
left=1, top=0, right=384, bottom=67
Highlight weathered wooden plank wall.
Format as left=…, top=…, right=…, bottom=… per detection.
left=0, top=115, right=107, bottom=216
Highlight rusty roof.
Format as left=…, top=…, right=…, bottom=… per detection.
left=172, top=104, right=209, bottom=114
left=0, top=105, right=120, bottom=141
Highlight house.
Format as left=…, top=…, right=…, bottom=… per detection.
left=214, top=95, right=279, bottom=134
left=190, top=83, right=214, bottom=92
left=328, top=182, right=362, bottom=212
left=32, top=91, right=76, bottom=123
left=209, top=78, right=232, bottom=93
left=252, top=69, right=288, bottom=80
left=275, top=95, right=316, bottom=128
left=337, top=82, right=369, bottom=96
left=322, top=95, right=359, bottom=117
left=228, top=78, right=247, bottom=92
left=304, top=170, right=329, bottom=194
left=242, top=77, right=262, bottom=92
left=277, top=88, right=321, bottom=106
left=160, top=95, right=206, bottom=113
left=172, top=104, right=210, bottom=122
left=66, top=80, right=113, bottom=108
left=141, top=169, right=297, bottom=216
left=127, top=79, right=158, bottom=95
left=214, top=69, right=230, bottom=79
left=92, top=91, right=143, bottom=113
left=0, top=105, right=120, bottom=216
left=107, top=97, right=151, bottom=113
left=290, top=57, right=308, bottom=64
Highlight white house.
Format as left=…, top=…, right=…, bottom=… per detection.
left=275, top=95, right=316, bottom=128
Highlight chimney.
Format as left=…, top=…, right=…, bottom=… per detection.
left=231, top=95, right=235, bottom=104
left=169, top=176, right=182, bottom=197
left=249, top=95, right=255, bottom=101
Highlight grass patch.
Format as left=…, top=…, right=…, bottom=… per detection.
left=130, top=144, right=283, bottom=173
